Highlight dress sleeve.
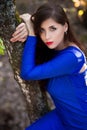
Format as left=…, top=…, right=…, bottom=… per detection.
left=20, top=36, right=81, bottom=80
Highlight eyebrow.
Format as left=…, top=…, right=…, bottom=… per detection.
left=41, top=25, right=57, bottom=29
left=49, top=25, right=57, bottom=28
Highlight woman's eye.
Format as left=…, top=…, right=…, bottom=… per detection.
left=50, top=26, right=57, bottom=31
left=40, top=28, right=44, bottom=33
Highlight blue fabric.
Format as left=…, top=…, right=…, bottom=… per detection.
left=20, top=36, right=87, bottom=130
left=25, top=109, right=65, bottom=130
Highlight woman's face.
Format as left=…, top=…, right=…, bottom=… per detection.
left=40, top=18, right=68, bottom=50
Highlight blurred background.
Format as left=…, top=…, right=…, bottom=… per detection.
left=0, top=0, right=87, bottom=130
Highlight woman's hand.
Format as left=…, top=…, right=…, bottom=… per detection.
left=10, top=22, right=28, bottom=43
left=20, top=13, right=35, bottom=36
left=20, top=13, right=31, bottom=23
left=10, top=13, right=35, bottom=43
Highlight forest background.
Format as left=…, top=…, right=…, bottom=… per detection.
left=0, top=0, right=87, bottom=130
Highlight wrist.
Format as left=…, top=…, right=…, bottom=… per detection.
left=25, top=23, right=35, bottom=36
left=29, top=30, right=36, bottom=36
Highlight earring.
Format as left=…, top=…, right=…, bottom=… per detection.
left=64, top=31, right=67, bottom=35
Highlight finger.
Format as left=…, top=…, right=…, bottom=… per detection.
left=13, top=26, right=27, bottom=37
left=10, top=36, right=27, bottom=43
left=10, top=30, right=28, bottom=42
left=19, top=37, right=27, bottom=42
left=10, top=28, right=28, bottom=42
left=10, top=37, right=18, bottom=42
left=17, top=32, right=27, bottom=40
left=16, top=22, right=25, bottom=30
left=12, top=23, right=25, bottom=37
left=11, top=23, right=26, bottom=37
left=13, top=28, right=25, bottom=37
left=14, top=29, right=28, bottom=39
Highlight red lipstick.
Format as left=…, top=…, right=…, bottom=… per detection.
left=46, top=42, right=53, bottom=45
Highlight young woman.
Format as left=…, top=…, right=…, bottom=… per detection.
left=10, top=3, right=87, bottom=130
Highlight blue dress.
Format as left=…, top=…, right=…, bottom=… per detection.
left=20, top=36, right=87, bottom=130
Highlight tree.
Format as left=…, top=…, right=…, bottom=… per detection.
left=0, top=0, right=49, bottom=124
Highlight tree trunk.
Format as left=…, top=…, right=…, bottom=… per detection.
left=0, top=0, right=49, bottom=124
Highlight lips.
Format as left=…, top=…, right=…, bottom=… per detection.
left=46, top=42, right=53, bottom=45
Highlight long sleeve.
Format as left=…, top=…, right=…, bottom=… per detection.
left=20, top=36, right=84, bottom=80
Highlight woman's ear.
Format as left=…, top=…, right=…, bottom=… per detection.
left=64, top=22, right=68, bottom=32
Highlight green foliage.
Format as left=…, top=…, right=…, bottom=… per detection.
left=0, top=38, right=5, bottom=55
left=15, top=11, right=22, bottom=24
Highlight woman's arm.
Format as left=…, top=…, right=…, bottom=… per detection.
left=20, top=36, right=83, bottom=80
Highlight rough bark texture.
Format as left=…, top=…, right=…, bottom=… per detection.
left=0, top=0, right=49, bottom=124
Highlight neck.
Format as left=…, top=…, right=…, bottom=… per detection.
left=55, top=41, right=69, bottom=51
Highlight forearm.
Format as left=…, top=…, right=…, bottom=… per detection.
left=20, top=36, right=37, bottom=79
left=25, top=20, right=35, bottom=36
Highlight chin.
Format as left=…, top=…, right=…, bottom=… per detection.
left=47, top=46, right=55, bottom=49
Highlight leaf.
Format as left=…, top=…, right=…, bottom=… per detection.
left=0, top=49, right=5, bottom=55
left=0, top=38, right=5, bottom=55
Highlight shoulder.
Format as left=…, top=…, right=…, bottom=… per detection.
left=67, top=46, right=83, bottom=57
left=57, top=46, right=86, bottom=63
left=62, top=46, right=86, bottom=72
left=60, top=46, right=85, bottom=58
left=65, top=46, right=86, bottom=63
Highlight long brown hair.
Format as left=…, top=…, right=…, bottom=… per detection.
left=31, top=3, right=84, bottom=63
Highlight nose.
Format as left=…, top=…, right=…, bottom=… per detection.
left=45, top=31, right=50, bottom=40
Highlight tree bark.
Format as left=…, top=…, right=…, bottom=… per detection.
left=0, top=0, right=49, bottom=124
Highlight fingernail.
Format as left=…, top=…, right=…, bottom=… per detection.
left=10, top=38, right=14, bottom=42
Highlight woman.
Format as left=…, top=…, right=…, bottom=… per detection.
left=10, top=3, right=87, bottom=130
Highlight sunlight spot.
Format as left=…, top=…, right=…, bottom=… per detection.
left=78, top=10, right=84, bottom=16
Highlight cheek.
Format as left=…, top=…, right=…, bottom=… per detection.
left=54, top=32, right=65, bottom=44
left=40, top=34, right=42, bottom=39
left=56, top=30, right=65, bottom=39
left=40, top=34, right=45, bottom=42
